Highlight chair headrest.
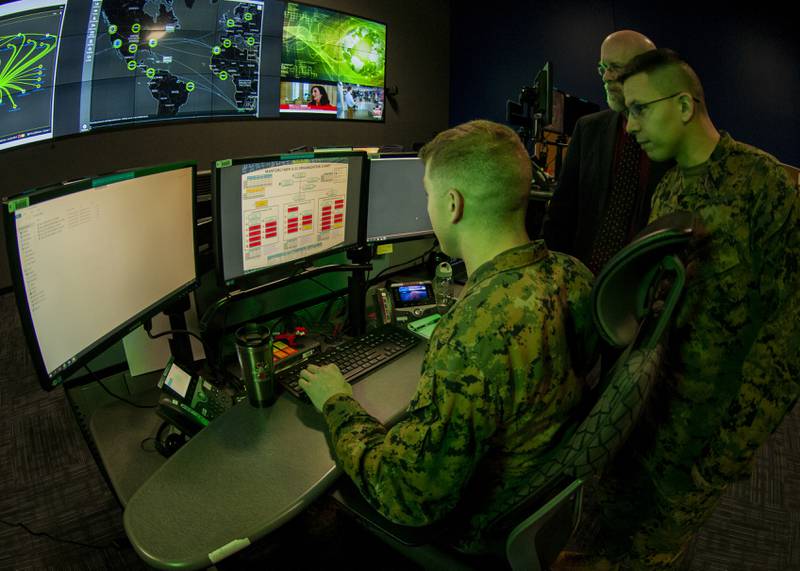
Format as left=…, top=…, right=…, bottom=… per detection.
left=592, top=211, right=695, bottom=348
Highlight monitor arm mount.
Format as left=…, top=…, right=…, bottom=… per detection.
left=507, top=84, right=554, bottom=193
left=507, top=85, right=547, bottom=165
left=198, top=260, right=374, bottom=378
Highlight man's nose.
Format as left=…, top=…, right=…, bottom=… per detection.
left=625, top=114, right=639, bottom=133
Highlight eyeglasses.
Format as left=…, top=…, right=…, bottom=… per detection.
left=626, top=92, right=700, bottom=119
left=597, top=62, right=624, bottom=78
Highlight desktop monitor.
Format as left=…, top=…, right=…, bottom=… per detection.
left=3, top=162, right=199, bottom=390
left=213, top=151, right=368, bottom=288
left=365, top=155, right=432, bottom=244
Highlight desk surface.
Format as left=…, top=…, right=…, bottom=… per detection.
left=121, top=341, right=427, bottom=570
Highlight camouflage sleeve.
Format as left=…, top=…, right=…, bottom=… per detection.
left=696, top=163, right=800, bottom=486
left=322, top=343, right=499, bottom=526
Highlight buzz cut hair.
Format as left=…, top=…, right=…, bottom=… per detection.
left=619, top=48, right=706, bottom=103
left=418, top=120, right=532, bottom=215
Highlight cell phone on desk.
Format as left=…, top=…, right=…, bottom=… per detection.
left=156, top=357, right=232, bottom=436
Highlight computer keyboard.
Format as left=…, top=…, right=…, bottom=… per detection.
left=277, top=325, right=421, bottom=401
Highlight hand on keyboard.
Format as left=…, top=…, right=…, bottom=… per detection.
left=298, top=363, right=354, bottom=412
left=277, top=326, right=421, bottom=403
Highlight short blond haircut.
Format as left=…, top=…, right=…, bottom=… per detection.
left=419, top=120, right=532, bottom=219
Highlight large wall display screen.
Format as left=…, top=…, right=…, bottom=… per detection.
left=0, top=0, right=67, bottom=150
left=279, top=2, right=385, bottom=120
left=84, top=0, right=279, bottom=129
left=0, top=0, right=386, bottom=152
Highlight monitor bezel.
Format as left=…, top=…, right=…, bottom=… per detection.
left=364, top=152, right=435, bottom=245
left=212, top=150, right=369, bottom=290
left=2, top=162, right=200, bottom=390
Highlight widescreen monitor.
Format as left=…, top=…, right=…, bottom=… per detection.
left=0, top=0, right=386, bottom=152
left=279, top=2, right=386, bottom=120
left=214, top=151, right=367, bottom=288
left=3, top=163, right=198, bottom=390
left=366, top=155, right=432, bottom=244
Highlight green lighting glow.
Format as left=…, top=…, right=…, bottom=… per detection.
left=281, top=3, right=386, bottom=87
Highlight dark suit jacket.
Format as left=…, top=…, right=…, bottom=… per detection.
left=541, top=109, right=674, bottom=267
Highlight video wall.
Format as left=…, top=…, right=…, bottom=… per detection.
left=0, top=0, right=387, bottom=152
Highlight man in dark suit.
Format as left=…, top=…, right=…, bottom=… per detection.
left=542, top=30, right=672, bottom=275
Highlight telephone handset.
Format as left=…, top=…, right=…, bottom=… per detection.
left=156, top=357, right=232, bottom=437
left=375, top=287, right=395, bottom=325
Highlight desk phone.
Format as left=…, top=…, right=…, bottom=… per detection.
left=156, top=357, right=232, bottom=436
left=376, top=280, right=438, bottom=324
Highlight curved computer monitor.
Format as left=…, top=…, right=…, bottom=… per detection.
left=3, top=162, right=199, bottom=390
left=365, top=153, right=432, bottom=244
left=0, top=0, right=387, bottom=153
left=213, top=151, right=368, bottom=288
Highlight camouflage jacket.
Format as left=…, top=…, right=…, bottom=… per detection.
left=322, top=240, right=596, bottom=550
left=644, top=132, right=800, bottom=495
left=584, top=133, right=800, bottom=568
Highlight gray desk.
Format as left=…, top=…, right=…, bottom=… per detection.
left=121, top=342, right=426, bottom=570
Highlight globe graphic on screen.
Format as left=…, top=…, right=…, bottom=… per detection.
left=339, top=26, right=385, bottom=82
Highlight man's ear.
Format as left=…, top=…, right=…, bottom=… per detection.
left=448, top=189, right=464, bottom=224
left=679, top=93, right=696, bottom=123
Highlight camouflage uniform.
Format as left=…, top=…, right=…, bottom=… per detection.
left=594, top=132, right=800, bottom=569
left=322, top=241, right=597, bottom=551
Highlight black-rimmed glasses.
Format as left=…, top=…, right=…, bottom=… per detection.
left=626, top=92, right=700, bottom=119
left=597, top=62, right=624, bottom=77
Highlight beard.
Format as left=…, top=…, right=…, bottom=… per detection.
left=605, top=85, right=625, bottom=112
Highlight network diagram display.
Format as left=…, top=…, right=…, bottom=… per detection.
left=0, top=0, right=66, bottom=150
left=3, top=163, right=198, bottom=389
left=85, top=0, right=274, bottom=128
left=215, top=152, right=366, bottom=287
left=241, top=159, right=348, bottom=271
left=0, top=0, right=386, bottom=152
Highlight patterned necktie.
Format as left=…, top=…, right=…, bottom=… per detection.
left=588, top=131, right=641, bottom=274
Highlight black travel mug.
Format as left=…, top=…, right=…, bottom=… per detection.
left=235, top=323, right=276, bottom=407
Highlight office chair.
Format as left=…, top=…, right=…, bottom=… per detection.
left=331, top=211, right=696, bottom=570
